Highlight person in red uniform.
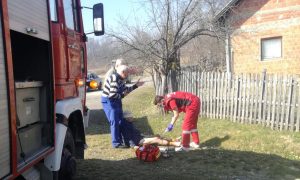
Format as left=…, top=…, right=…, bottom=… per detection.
left=154, top=91, right=201, bottom=151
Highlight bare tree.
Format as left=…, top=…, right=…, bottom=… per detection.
left=180, top=35, right=226, bottom=72
left=107, top=0, right=222, bottom=95
left=86, top=36, right=125, bottom=73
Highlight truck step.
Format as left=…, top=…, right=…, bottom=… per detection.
left=22, top=167, right=40, bottom=180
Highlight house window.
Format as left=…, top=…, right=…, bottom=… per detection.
left=261, top=37, right=282, bottom=60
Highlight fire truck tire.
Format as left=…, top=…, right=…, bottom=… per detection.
left=59, top=129, right=76, bottom=179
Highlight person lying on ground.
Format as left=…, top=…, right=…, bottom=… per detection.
left=138, top=134, right=181, bottom=147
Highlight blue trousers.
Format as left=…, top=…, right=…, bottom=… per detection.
left=101, top=96, right=143, bottom=147
left=101, top=96, right=123, bottom=147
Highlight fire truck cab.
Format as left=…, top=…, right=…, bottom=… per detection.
left=0, top=0, right=103, bottom=179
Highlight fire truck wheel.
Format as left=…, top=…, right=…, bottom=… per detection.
left=59, top=129, right=76, bottom=179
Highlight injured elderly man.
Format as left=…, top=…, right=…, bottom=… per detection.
left=122, top=111, right=181, bottom=148
left=138, top=135, right=181, bottom=147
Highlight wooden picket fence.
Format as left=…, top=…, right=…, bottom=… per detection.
left=156, top=68, right=300, bottom=132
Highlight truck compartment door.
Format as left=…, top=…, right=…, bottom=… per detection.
left=0, top=12, right=11, bottom=179
left=8, top=0, right=49, bottom=41
left=7, top=0, right=55, bottom=170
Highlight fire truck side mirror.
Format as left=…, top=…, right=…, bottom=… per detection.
left=93, top=3, right=104, bottom=36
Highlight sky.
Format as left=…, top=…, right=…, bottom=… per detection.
left=81, top=0, right=142, bottom=36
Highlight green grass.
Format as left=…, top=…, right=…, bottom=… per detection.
left=75, top=84, right=300, bottom=180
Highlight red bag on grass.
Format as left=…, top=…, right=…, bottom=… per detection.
left=135, top=144, right=161, bottom=162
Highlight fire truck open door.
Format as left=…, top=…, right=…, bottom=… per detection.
left=0, top=10, right=11, bottom=179
left=7, top=0, right=55, bottom=173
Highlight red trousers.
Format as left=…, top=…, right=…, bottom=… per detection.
left=181, top=97, right=200, bottom=147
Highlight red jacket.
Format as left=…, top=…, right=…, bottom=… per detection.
left=163, top=91, right=198, bottom=113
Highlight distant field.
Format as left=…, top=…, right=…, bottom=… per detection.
left=75, top=84, right=300, bottom=180
left=88, top=68, right=108, bottom=76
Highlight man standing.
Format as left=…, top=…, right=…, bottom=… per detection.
left=154, top=91, right=201, bottom=152
left=101, top=65, right=143, bottom=148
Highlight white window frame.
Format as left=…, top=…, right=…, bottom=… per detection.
left=261, top=37, right=282, bottom=61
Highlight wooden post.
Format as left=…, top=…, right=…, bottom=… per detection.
left=258, top=70, right=266, bottom=124
left=245, top=74, right=251, bottom=124
left=290, top=77, right=296, bottom=131
left=296, top=82, right=300, bottom=132
left=249, top=74, right=254, bottom=124
left=225, top=73, right=230, bottom=119
left=270, top=75, right=278, bottom=130
left=230, top=75, right=236, bottom=121
left=285, top=77, right=294, bottom=131
left=234, top=75, right=240, bottom=122
left=201, top=72, right=208, bottom=117
left=221, top=73, right=226, bottom=119
left=216, top=72, right=221, bottom=119
left=275, top=75, right=282, bottom=130
left=280, top=75, right=287, bottom=131
left=241, top=74, right=247, bottom=124
left=253, top=74, right=260, bottom=124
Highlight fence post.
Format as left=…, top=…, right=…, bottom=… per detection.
left=290, top=77, right=296, bottom=131
left=248, top=74, right=254, bottom=124
left=266, top=75, right=273, bottom=128
left=220, top=72, right=225, bottom=119
left=270, top=74, right=278, bottom=129
left=199, top=71, right=203, bottom=116
left=262, top=74, right=269, bottom=126
left=276, top=75, right=284, bottom=130
left=203, top=72, right=207, bottom=117
left=253, top=74, right=259, bottom=124
left=233, top=75, right=240, bottom=122
left=230, top=75, right=235, bottom=121
left=245, top=74, right=251, bottom=124
left=286, top=77, right=294, bottom=130
left=213, top=72, right=218, bottom=119
left=258, top=70, right=267, bottom=124
left=296, top=81, right=300, bottom=132
left=226, top=73, right=231, bottom=119
left=216, top=72, right=221, bottom=119
left=241, top=74, right=247, bottom=124
left=209, top=72, right=213, bottom=118
left=280, top=75, right=288, bottom=131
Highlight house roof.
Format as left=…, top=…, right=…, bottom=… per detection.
left=214, top=0, right=241, bottom=21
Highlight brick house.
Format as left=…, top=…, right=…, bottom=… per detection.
left=216, top=0, right=300, bottom=74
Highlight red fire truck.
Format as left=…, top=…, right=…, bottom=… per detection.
left=0, top=0, right=103, bottom=179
